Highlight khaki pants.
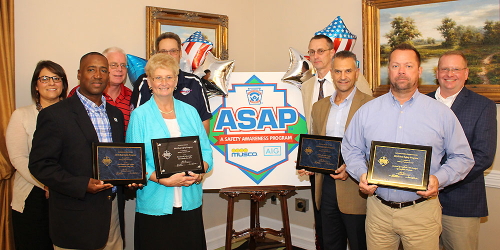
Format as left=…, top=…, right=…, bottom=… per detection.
left=54, top=198, right=123, bottom=250
left=366, top=195, right=442, bottom=250
left=441, top=215, right=480, bottom=250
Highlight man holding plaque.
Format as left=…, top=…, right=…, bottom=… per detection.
left=342, top=44, right=474, bottom=250
left=300, top=34, right=335, bottom=249
left=29, top=52, right=126, bottom=250
left=307, top=50, right=373, bottom=250
left=427, top=51, right=497, bottom=250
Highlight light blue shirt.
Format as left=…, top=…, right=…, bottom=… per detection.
left=325, top=87, right=356, bottom=137
left=76, top=89, right=112, bottom=143
left=342, top=90, right=474, bottom=202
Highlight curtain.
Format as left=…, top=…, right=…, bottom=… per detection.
left=0, top=0, right=16, bottom=249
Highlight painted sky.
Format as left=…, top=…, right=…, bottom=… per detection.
left=380, top=0, right=500, bottom=44
left=161, top=25, right=216, bottom=49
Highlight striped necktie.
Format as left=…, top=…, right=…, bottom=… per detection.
left=318, top=79, right=326, bottom=101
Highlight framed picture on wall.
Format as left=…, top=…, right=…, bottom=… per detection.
left=363, top=0, right=500, bottom=102
left=146, top=6, right=228, bottom=60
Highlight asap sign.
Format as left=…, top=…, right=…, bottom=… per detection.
left=205, top=73, right=308, bottom=187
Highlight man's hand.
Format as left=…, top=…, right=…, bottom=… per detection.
left=127, top=183, right=144, bottom=189
left=44, top=186, right=49, bottom=199
left=359, top=173, right=378, bottom=195
left=331, top=164, right=348, bottom=180
left=416, top=175, right=439, bottom=198
left=86, top=178, right=113, bottom=194
left=297, top=169, right=314, bottom=176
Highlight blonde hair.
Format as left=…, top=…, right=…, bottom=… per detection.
left=145, top=53, right=180, bottom=77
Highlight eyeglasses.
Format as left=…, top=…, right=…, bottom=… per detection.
left=438, top=67, right=467, bottom=74
left=151, top=76, right=176, bottom=83
left=157, top=49, right=180, bottom=55
left=38, top=76, right=63, bottom=83
left=308, top=48, right=332, bottom=56
left=109, top=63, right=127, bottom=69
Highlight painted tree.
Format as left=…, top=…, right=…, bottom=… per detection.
left=437, top=17, right=458, bottom=47
left=384, top=16, right=422, bottom=48
left=483, top=20, right=500, bottom=44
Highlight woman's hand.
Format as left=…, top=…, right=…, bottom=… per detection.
left=156, top=172, right=198, bottom=187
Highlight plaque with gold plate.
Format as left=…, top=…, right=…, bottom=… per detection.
left=92, top=143, right=147, bottom=185
left=367, top=141, right=431, bottom=191
left=296, top=134, right=343, bottom=174
left=152, top=136, right=205, bottom=179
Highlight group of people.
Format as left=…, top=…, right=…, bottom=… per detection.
left=7, top=32, right=212, bottom=250
left=300, top=35, right=496, bottom=250
left=5, top=30, right=496, bottom=250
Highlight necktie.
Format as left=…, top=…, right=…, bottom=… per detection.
left=318, top=79, right=325, bottom=101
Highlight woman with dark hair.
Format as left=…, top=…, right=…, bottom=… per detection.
left=127, top=53, right=212, bottom=250
left=6, top=60, right=68, bottom=249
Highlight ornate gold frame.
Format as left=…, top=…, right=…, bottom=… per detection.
left=363, top=0, right=500, bottom=102
left=146, top=6, right=228, bottom=60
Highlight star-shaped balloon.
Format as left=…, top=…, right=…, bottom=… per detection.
left=126, top=54, right=147, bottom=84
left=315, top=16, right=357, bottom=53
left=182, top=31, right=213, bottom=71
left=281, top=47, right=316, bottom=89
left=193, top=52, right=234, bottom=97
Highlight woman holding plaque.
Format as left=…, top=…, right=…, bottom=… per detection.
left=126, top=53, right=213, bottom=250
left=6, top=60, right=68, bottom=249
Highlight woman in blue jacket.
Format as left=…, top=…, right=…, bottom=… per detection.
left=126, top=53, right=213, bottom=250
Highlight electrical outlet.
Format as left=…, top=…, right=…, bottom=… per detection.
left=295, top=198, right=309, bottom=212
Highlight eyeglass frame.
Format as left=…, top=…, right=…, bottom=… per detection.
left=157, top=49, right=181, bottom=55
left=109, top=63, right=128, bottom=69
left=307, top=48, right=333, bottom=56
left=38, top=76, right=63, bottom=83
left=149, top=75, right=177, bottom=83
left=438, top=67, right=468, bottom=74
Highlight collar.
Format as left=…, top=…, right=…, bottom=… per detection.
left=76, top=87, right=107, bottom=111
left=435, top=87, right=462, bottom=108
left=330, top=87, right=357, bottom=105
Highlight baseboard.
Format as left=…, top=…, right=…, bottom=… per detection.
left=206, top=216, right=315, bottom=250
left=485, top=169, right=500, bottom=188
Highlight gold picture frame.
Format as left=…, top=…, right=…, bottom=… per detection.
left=363, top=0, right=500, bottom=102
left=146, top=6, right=228, bottom=60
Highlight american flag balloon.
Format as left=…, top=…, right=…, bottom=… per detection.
left=315, top=16, right=357, bottom=53
left=182, top=31, right=213, bottom=71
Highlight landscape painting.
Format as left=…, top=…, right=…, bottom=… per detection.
left=379, top=0, right=500, bottom=86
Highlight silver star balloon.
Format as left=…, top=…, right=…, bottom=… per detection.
left=282, top=47, right=316, bottom=89
left=193, top=52, right=234, bottom=97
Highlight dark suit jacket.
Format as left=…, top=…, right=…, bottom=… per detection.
left=428, top=87, right=497, bottom=217
left=29, top=95, right=125, bottom=249
left=311, top=89, right=373, bottom=214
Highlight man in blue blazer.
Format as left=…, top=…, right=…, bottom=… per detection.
left=427, top=51, right=497, bottom=250
left=30, top=52, right=126, bottom=249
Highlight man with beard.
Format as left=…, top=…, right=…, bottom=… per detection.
left=342, top=44, right=474, bottom=249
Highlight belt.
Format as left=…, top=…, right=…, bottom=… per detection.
left=375, top=195, right=428, bottom=209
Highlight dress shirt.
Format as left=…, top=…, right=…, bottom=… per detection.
left=342, top=90, right=474, bottom=202
left=77, top=90, right=112, bottom=143
left=325, top=87, right=356, bottom=137
left=435, top=86, right=462, bottom=108
left=312, top=71, right=334, bottom=102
